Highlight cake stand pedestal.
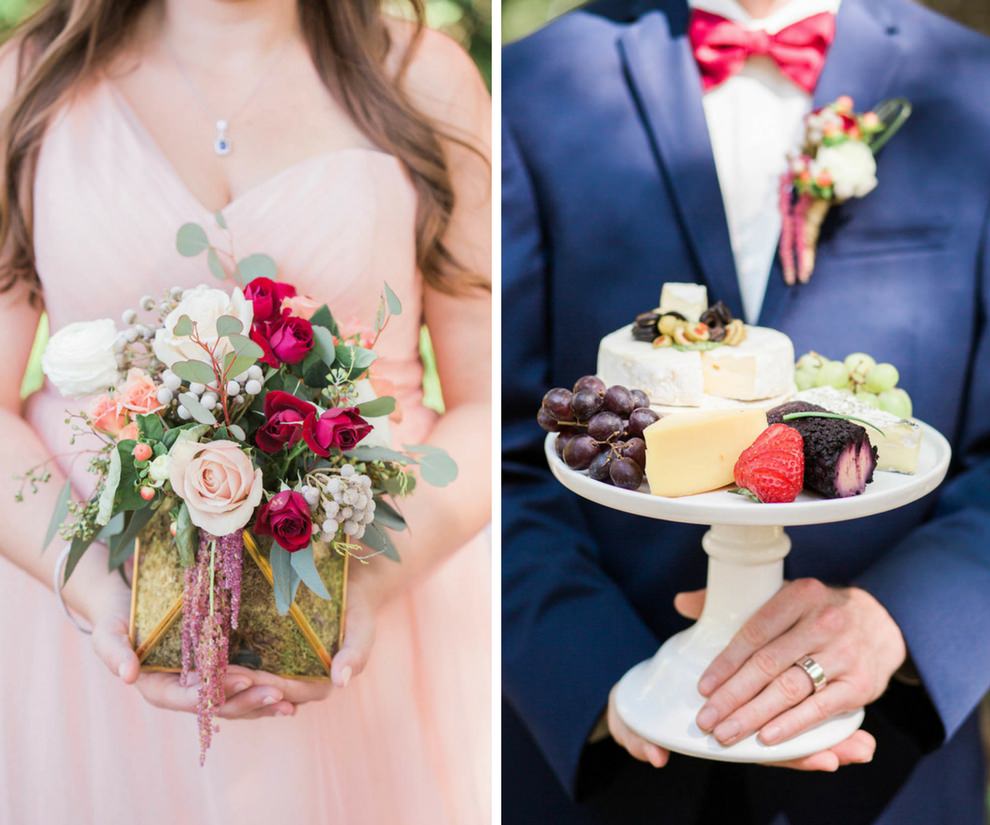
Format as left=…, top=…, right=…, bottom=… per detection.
left=545, top=422, right=950, bottom=763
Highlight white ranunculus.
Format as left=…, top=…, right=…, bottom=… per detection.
left=152, top=285, right=254, bottom=368
left=353, top=379, right=392, bottom=449
left=41, top=319, right=121, bottom=397
left=816, top=141, right=878, bottom=201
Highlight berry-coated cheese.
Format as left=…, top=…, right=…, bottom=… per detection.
left=643, top=409, right=768, bottom=497
left=659, top=282, right=708, bottom=323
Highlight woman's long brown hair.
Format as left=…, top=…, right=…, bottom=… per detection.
left=0, top=0, right=486, bottom=305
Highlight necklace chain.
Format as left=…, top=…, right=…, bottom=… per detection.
left=163, top=38, right=290, bottom=156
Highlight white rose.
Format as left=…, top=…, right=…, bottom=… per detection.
left=147, top=454, right=170, bottom=486
left=152, top=285, right=254, bottom=368
left=352, top=379, right=392, bottom=449
left=41, top=319, right=121, bottom=397
left=816, top=141, right=878, bottom=201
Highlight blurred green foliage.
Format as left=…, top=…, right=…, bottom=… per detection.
left=503, top=0, right=989, bottom=43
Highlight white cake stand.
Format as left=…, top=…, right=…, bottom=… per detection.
left=545, top=422, right=951, bottom=763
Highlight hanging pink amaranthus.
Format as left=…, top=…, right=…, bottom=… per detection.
left=180, top=530, right=244, bottom=764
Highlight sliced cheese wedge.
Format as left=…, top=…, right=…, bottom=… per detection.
left=644, top=409, right=768, bottom=497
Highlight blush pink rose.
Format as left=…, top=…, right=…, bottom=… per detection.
left=90, top=395, right=129, bottom=437
left=168, top=439, right=264, bottom=535
left=118, top=422, right=139, bottom=441
left=118, top=368, right=164, bottom=416
left=281, top=294, right=323, bottom=320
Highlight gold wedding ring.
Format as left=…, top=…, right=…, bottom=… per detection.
left=796, top=656, right=827, bottom=693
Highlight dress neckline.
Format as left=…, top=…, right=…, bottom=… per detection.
left=101, top=79, right=402, bottom=217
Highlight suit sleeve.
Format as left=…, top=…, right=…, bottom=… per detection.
left=501, top=116, right=659, bottom=796
left=855, top=202, right=990, bottom=748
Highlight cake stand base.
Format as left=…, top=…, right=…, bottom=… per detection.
left=614, top=523, right=865, bottom=763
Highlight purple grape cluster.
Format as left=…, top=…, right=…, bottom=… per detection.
left=537, top=375, right=661, bottom=490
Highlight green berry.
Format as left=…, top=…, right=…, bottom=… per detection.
left=854, top=389, right=881, bottom=409
left=878, top=388, right=912, bottom=418
left=844, top=352, right=877, bottom=385
left=794, top=367, right=818, bottom=391
left=864, top=363, right=899, bottom=393
left=796, top=351, right=828, bottom=372
left=816, top=361, right=850, bottom=389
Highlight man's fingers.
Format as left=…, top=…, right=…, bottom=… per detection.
left=606, top=687, right=670, bottom=768
left=768, top=730, right=875, bottom=771
left=673, top=589, right=706, bottom=619
left=759, top=681, right=861, bottom=746
left=698, top=579, right=824, bottom=696
left=91, top=616, right=141, bottom=684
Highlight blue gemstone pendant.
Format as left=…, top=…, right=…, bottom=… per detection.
left=214, top=119, right=231, bottom=156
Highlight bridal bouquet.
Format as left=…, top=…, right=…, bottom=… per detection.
left=779, top=95, right=911, bottom=284
left=25, top=219, right=456, bottom=761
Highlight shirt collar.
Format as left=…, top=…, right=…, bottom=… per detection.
left=687, top=0, right=841, bottom=34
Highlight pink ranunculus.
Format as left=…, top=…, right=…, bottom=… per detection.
left=118, top=422, right=139, bottom=442
left=255, top=391, right=316, bottom=454
left=281, top=294, right=323, bottom=320
left=303, top=407, right=372, bottom=457
left=90, top=394, right=129, bottom=437
left=118, top=368, right=165, bottom=416
left=244, top=277, right=296, bottom=323
left=268, top=315, right=314, bottom=364
left=253, top=490, right=313, bottom=552
left=168, top=439, right=264, bottom=535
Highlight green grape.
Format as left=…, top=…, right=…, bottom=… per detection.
left=796, top=351, right=828, bottom=372
left=854, top=389, right=881, bottom=409
left=815, top=361, right=850, bottom=389
left=794, top=366, right=818, bottom=391
left=879, top=388, right=912, bottom=418
left=864, top=363, right=899, bottom=393
left=844, top=352, right=877, bottom=385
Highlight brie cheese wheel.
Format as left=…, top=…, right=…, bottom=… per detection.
left=597, top=324, right=795, bottom=407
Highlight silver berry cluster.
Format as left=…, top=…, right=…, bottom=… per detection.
left=304, top=465, right=376, bottom=542
left=164, top=364, right=264, bottom=419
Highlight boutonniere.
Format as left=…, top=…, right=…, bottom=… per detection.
left=779, top=95, right=912, bottom=285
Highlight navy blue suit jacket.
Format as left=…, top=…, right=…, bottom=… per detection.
left=502, top=0, right=990, bottom=822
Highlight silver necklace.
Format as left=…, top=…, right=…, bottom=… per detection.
left=164, top=39, right=290, bottom=157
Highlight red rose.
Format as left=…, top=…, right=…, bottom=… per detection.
left=250, top=325, right=279, bottom=367
left=268, top=315, right=314, bottom=364
left=303, top=407, right=372, bottom=456
left=253, top=490, right=313, bottom=552
left=255, top=391, right=315, bottom=454
left=244, top=277, right=296, bottom=323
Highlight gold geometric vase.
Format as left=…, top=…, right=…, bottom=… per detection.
left=128, top=504, right=347, bottom=680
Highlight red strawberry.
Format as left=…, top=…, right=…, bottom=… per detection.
left=733, top=424, right=805, bottom=503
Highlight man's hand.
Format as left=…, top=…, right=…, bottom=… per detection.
left=681, top=580, right=905, bottom=750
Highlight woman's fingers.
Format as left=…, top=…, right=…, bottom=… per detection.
left=331, top=589, right=376, bottom=688
left=216, top=685, right=287, bottom=719
left=91, top=613, right=140, bottom=684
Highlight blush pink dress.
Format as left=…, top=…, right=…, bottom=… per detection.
left=0, top=77, right=490, bottom=825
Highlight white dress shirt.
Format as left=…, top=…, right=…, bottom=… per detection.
left=688, top=0, right=841, bottom=323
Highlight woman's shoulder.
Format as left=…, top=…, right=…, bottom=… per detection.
left=383, top=17, right=488, bottom=125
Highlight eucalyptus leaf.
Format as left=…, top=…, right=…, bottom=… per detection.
left=289, top=545, right=331, bottom=600
left=237, top=253, right=278, bottom=284
left=175, top=502, right=197, bottom=567
left=172, top=360, right=216, bottom=385
left=371, top=497, right=406, bottom=531
left=173, top=315, right=195, bottom=337
left=178, top=393, right=217, bottom=426
left=383, top=282, right=402, bottom=315
left=176, top=223, right=209, bottom=257
left=334, top=344, right=376, bottom=375
left=302, top=351, right=330, bottom=388
left=207, top=247, right=226, bottom=280
left=95, top=511, right=125, bottom=542
left=405, top=444, right=458, bottom=487
left=227, top=424, right=246, bottom=442
left=168, top=423, right=211, bottom=448
left=357, top=396, right=396, bottom=418
left=375, top=298, right=386, bottom=332
left=310, top=326, right=337, bottom=368
left=345, top=445, right=413, bottom=465
left=309, top=305, right=339, bottom=336
left=214, top=210, right=228, bottom=229
left=42, top=480, right=72, bottom=553
left=216, top=315, right=244, bottom=337
left=362, top=522, right=400, bottom=562
left=107, top=506, right=155, bottom=569
left=63, top=534, right=95, bottom=583
left=96, top=447, right=122, bottom=526
left=227, top=333, right=265, bottom=361
left=269, top=542, right=298, bottom=615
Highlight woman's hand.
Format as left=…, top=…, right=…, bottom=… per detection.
left=89, top=563, right=381, bottom=716
left=681, top=581, right=903, bottom=752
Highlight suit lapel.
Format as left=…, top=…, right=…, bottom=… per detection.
left=618, top=1, right=744, bottom=315
left=758, top=0, right=905, bottom=327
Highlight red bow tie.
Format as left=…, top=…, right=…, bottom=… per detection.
left=688, top=9, right=836, bottom=93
